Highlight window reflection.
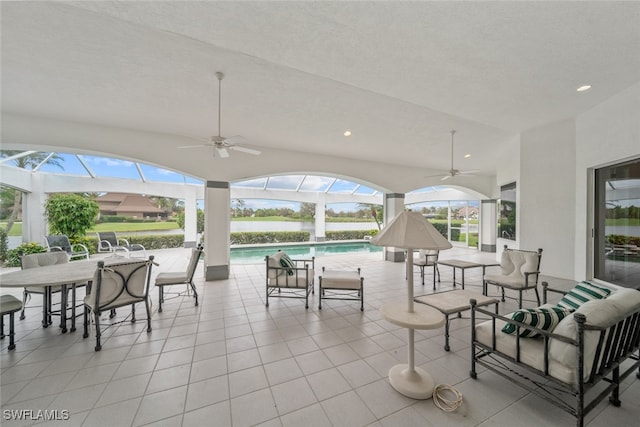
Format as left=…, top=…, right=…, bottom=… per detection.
left=594, top=158, right=640, bottom=289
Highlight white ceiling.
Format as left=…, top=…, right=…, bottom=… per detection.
left=2, top=1, right=639, bottom=192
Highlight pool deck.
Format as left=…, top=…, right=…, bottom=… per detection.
left=1, top=247, right=633, bottom=427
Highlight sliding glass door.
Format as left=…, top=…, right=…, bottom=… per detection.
left=594, top=158, right=640, bottom=289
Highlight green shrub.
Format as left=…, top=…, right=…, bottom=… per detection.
left=5, top=242, right=47, bottom=267
left=230, top=231, right=309, bottom=245
left=98, top=215, right=127, bottom=223
left=429, top=222, right=460, bottom=242
left=85, top=234, right=186, bottom=251
left=606, top=234, right=640, bottom=246
left=325, top=230, right=377, bottom=240
left=46, top=193, right=99, bottom=239
left=0, top=228, right=7, bottom=261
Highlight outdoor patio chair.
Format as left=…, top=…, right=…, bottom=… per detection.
left=155, top=244, right=203, bottom=312
left=96, top=231, right=146, bottom=258
left=483, top=245, right=543, bottom=308
left=20, top=251, right=71, bottom=325
left=83, top=256, right=155, bottom=351
left=413, top=249, right=440, bottom=287
left=1, top=295, right=23, bottom=350
left=45, top=234, right=89, bottom=261
left=265, top=251, right=314, bottom=309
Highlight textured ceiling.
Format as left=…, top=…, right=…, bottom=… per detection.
left=1, top=1, right=639, bottom=187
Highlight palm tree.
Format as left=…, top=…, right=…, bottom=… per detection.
left=0, top=151, right=64, bottom=233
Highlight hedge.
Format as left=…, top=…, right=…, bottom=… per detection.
left=325, top=230, right=378, bottom=241
left=97, top=216, right=166, bottom=224
left=230, top=231, right=309, bottom=245
left=86, top=234, right=186, bottom=252
left=606, top=234, right=640, bottom=247
left=430, top=222, right=460, bottom=241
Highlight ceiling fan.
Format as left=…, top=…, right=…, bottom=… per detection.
left=178, top=72, right=260, bottom=158
left=426, top=130, right=477, bottom=181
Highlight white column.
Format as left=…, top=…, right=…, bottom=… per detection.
left=23, top=174, right=47, bottom=245
left=383, top=193, right=405, bottom=262
left=204, top=181, right=230, bottom=280
left=315, top=193, right=326, bottom=242
left=480, top=199, right=497, bottom=252
left=183, top=186, right=198, bottom=248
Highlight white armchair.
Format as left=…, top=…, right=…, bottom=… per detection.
left=483, top=246, right=543, bottom=308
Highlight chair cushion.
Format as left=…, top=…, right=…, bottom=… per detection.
left=502, top=306, right=574, bottom=337
left=556, top=281, right=612, bottom=310
left=22, top=251, right=69, bottom=269
left=268, top=269, right=314, bottom=288
left=484, top=273, right=528, bottom=288
left=279, top=252, right=295, bottom=276
left=267, top=252, right=286, bottom=280
left=155, top=272, right=188, bottom=286
left=414, top=249, right=438, bottom=266
left=549, top=298, right=622, bottom=382
left=0, top=294, right=23, bottom=314
left=499, top=250, right=539, bottom=277
left=320, top=270, right=361, bottom=290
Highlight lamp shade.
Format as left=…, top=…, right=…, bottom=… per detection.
left=371, top=211, right=453, bottom=250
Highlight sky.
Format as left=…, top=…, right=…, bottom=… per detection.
left=33, top=152, right=379, bottom=212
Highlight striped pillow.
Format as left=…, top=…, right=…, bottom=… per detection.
left=502, top=306, right=574, bottom=337
left=279, top=252, right=295, bottom=276
left=557, top=281, right=612, bottom=310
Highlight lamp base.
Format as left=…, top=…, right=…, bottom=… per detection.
left=388, top=364, right=435, bottom=399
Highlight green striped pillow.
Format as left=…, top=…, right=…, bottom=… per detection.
left=557, top=281, right=612, bottom=310
left=502, top=306, right=574, bottom=337
left=279, top=252, right=295, bottom=276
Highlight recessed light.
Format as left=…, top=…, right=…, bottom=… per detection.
left=577, top=85, right=592, bottom=92
left=343, top=130, right=352, bottom=137
left=464, top=154, right=471, bottom=158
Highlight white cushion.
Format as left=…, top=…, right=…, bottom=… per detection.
left=414, top=249, right=438, bottom=266
left=320, top=270, right=361, bottom=290
left=604, top=288, right=640, bottom=317
left=267, top=252, right=286, bottom=280
left=268, top=269, right=314, bottom=288
left=155, top=272, right=188, bottom=286
left=85, top=260, right=149, bottom=311
left=476, top=318, right=576, bottom=384
left=549, top=298, right=623, bottom=382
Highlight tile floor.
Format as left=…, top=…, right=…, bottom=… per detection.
left=1, top=247, right=638, bottom=426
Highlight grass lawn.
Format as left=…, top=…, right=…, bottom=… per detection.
left=0, top=222, right=22, bottom=236
left=231, top=216, right=377, bottom=223
left=605, top=218, right=640, bottom=226
left=231, top=216, right=312, bottom=222
left=89, top=222, right=180, bottom=233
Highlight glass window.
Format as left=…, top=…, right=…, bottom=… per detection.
left=498, top=182, right=516, bottom=240
left=594, top=158, right=640, bottom=288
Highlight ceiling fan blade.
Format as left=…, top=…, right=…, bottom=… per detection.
left=216, top=147, right=230, bottom=158
left=230, top=145, right=261, bottom=156
left=223, top=135, right=248, bottom=145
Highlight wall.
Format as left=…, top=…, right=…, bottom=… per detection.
left=520, top=120, right=576, bottom=279
left=495, top=135, right=520, bottom=257
left=575, top=82, right=640, bottom=280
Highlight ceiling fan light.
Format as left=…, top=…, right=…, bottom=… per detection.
left=464, top=154, right=471, bottom=158
left=343, top=130, right=352, bottom=137
left=577, top=85, right=592, bottom=92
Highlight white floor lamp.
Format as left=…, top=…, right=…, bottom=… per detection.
left=371, top=211, right=452, bottom=399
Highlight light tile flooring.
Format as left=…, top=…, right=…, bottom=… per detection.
left=1, top=247, right=638, bottom=426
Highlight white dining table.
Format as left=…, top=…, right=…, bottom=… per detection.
left=0, top=257, right=139, bottom=333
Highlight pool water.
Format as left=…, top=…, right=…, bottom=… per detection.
left=230, top=241, right=383, bottom=264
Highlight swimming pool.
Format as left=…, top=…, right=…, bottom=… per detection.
left=230, top=241, right=383, bottom=264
